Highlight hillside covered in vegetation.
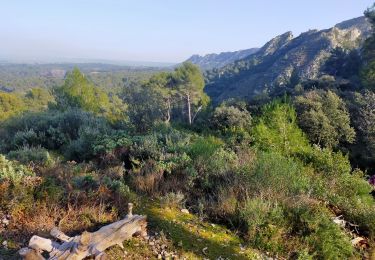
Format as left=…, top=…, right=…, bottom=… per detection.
left=2, top=3, right=375, bottom=260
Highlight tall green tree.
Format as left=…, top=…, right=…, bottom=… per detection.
left=294, top=90, right=355, bottom=148
left=55, top=68, right=108, bottom=113
left=254, top=101, right=310, bottom=156
left=143, top=72, right=175, bottom=123
left=172, top=62, right=209, bottom=124
left=55, top=68, right=127, bottom=123
left=123, top=84, right=166, bottom=132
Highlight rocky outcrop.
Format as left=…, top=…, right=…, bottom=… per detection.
left=205, top=16, right=371, bottom=103
left=186, top=48, right=259, bottom=70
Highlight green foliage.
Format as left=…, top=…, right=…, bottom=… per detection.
left=172, top=62, right=209, bottom=124
left=249, top=152, right=310, bottom=196
left=253, top=101, right=310, bottom=156
left=0, top=92, right=26, bottom=121
left=324, top=48, right=361, bottom=79
left=35, top=177, right=65, bottom=204
left=241, top=198, right=286, bottom=253
left=287, top=201, right=354, bottom=259
left=187, top=136, right=223, bottom=160
left=294, top=90, right=355, bottom=148
left=92, top=131, right=131, bottom=155
left=123, top=84, right=167, bottom=132
left=54, top=68, right=128, bottom=123
left=0, top=155, right=34, bottom=183
left=301, top=145, right=351, bottom=176
left=123, top=63, right=208, bottom=128
left=24, top=88, right=55, bottom=110
left=211, top=103, right=252, bottom=142
left=7, top=146, right=54, bottom=166
left=0, top=109, right=112, bottom=160
left=172, top=62, right=206, bottom=104
left=73, top=174, right=99, bottom=191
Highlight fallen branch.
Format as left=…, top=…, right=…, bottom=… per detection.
left=19, top=203, right=147, bottom=260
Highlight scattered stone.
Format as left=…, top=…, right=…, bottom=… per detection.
left=332, top=216, right=346, bottom=227
left=351, top=236, right=368, bottom=249
left=202, top=247, right=208, bottom=255
left=2, top=240, right=7, bottom=248
left=1, top=217, right=9, bottom=226
left=158, top=254, right=162, bottom=259
left=181, top=209, right=189, bottom=214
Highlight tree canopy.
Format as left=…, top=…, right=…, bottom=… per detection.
left=294, top=90, right=355, bottom=149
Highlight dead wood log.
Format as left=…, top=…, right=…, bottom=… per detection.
left=19, top=203, right=147, bottom=260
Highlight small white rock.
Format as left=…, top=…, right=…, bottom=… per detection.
left=1, top=218, right=9, bottom=226
left=181, top=209, right=189, bottom=214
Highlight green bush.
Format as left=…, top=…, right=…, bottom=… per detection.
left=92, top=131, right=131, bottom=155
left=287, top=200, right=354, bottom=259
left=34, top=177, right=65, bottom=204
left=253, top=101, right=310, bottom=156
left=248, top=152, right=310, bottom=197
left=187, top=136, right=223, bottom=160
left=211, top=104, right=252, bottom=131
left=240, top=198, right=286, bottom=254
left=73, top=174, right=99, bottom=191
left=299, top=145, right=351, bottom=176
left=0, top=155, right=34, bottom=183
left=7, top=146, right=53, bottom=166
left=0, top=109, right=112, bottom=161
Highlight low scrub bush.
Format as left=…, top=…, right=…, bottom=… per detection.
left=0, top=155, right=34, bottom=184
left=7, top=146, right=54, bottom=166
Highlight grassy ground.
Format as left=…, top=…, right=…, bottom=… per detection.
left=107, top=199, right=261, bottom=259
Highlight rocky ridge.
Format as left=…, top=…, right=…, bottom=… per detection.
left=204, top=16, right=371, bottom=103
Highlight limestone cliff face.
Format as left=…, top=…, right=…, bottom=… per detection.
left=205, top=16, right=371, bottom=103
left=185, top=48, right=259, bottom=70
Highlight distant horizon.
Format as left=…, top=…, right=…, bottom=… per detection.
left=0, top=57, right=177, bottom=67
left=1, top=0, right=373, bottom=63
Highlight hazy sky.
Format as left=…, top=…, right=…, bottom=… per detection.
left=0, top=0, right=373, bottom=63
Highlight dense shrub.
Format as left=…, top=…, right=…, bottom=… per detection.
left=0, top=155, right=34, bottom=184
left=286, top=200, right=354, bottom=259
left=0, top=109, right=112, bottom=160
left=294, top=90, right=355, bottom=148
left=241, top=198, right=286, bottom=254
left=211, top=103, right=251, bottom=130
left=253, top=101, right=310, bottom=156
left=7, top=146, right=54, bottom=166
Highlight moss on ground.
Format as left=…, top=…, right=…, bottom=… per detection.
left=108, top=199, right=260, bottom=259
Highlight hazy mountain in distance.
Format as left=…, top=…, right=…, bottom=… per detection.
left=185, top=48, right=259, bottom=70
left=204, top=16, right=371, bottom=103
